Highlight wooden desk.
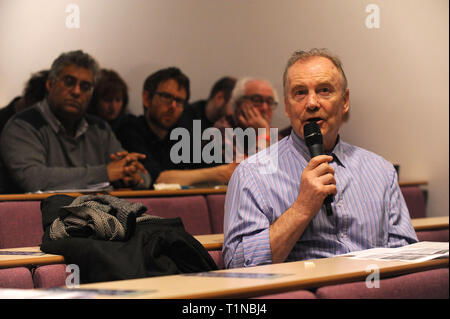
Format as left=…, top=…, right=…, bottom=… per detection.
left=0, top=181, right=426, bottom=201
left=0, top=187, right=227, bottom=201
left=0, top=246, right=64, bottom=269
left=72, top=256, right=448, bottom=299
left=412, top=216, right=449, bottom=231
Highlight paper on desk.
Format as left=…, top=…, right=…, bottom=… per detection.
left=33, top=182, right=113, bottom=194
left=153, top=183, right=182, bottom=190
left=341, top=241, right=449, bottom=262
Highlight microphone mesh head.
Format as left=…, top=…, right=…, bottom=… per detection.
left=304, top=122, right=322, bottom=147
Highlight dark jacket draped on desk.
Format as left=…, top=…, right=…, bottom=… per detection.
left=40, top=195, right=217, bottom=284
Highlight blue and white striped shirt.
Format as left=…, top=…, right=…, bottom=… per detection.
left=222, top=130, right=418, bottom=268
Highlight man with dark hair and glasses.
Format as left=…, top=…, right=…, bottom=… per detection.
left=0, top=50, right=149, bottom=193
left=116, top=67, right=237, bottom=187
left=214, top=77, right=280, bottom=161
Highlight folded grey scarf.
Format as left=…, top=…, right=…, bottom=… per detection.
left=49, top=194, right=159, bottom=241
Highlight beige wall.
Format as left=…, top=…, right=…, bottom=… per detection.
left=0, top=0, right=448, bottom=217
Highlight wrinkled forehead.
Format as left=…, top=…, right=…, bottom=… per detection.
left=244, top=80, right=274, bottom=97
left=286, top=57, right=345, bottom=91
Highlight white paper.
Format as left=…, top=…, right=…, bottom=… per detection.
left=341, top=241, right=449, bottom=262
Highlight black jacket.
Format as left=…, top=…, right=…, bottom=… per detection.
left=40, top=195, right=218, bottom=284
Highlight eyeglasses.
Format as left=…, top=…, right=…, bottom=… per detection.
left=242, top=95, right=277, bottom=109
left=154, top=92, right=186, bottom=108
left=60, top=75, right=93, bottom=93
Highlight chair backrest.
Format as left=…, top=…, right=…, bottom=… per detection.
left=0, top=201, right=43, bottom=248
left=416, top=228, right=449, bottom=242
left=0, top=267, right=34, bottom=289
left=315, top=268, right=448, bottom=299
left=127, top=196, right=212, bottom=235
left=206, top=194, right=226, bottom=234
left=401, top=186, right=426, bottom=218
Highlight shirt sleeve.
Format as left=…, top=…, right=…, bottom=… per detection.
left=386, top=167, right=419, bottom=247
left=0, top=118, right=109, bottom=192
left=115, top=117, right=163, bottom=184
left=222, top=164, right=273, bottom=268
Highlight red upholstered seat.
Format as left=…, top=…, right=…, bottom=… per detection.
left=33, top=264, right=68, bottom=288
left=253, top=290, right=317, bottom=299
left=127, top=196, right=213, bottom=235
left=315, top=268, right=448, bottom=299
left=205, top=194, right=226, bottom=234
left=401, top=186, right=426, bottom=218
left=416, top=228, right=449, bottom=242
left=0, top=201, right=43, bottom=248
left=0, top=267, right=34, bottom=289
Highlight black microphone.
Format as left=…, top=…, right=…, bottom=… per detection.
left=303, top=122, right=334, bottom=216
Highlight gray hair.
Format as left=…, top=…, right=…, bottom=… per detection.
left=229, top=77, right=279, bottom=112
left=282, top=48, right=348, bottom=94
left=48, top=50, right=100, bottom=85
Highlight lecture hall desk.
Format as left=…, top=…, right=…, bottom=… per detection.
left=65, top=255, right=448, bottom=299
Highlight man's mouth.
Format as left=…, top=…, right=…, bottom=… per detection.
left=305, top=117, right=324, bottom=124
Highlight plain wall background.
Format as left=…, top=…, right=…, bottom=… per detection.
left=0, top=0, right=448, bottom=217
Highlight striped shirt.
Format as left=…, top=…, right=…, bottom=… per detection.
left=222, top=130, right=418, bottom=268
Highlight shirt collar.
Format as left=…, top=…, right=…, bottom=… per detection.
left=38, top=99, right=88, bottom=138
left=289, top=129, right=346, bottom=167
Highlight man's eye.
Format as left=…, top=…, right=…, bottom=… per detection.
left=294, top=89, right=307, bottom=96
left=318, top=87, right=331, bottom=95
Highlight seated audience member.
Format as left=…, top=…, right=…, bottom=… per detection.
left=0, top=70, right=49, bottom=193
left=223, top=48, right=418, bottom=269
left=116, top=67, right=236, bottom=187
left=0, top=50, right=149, bottom=193
left=88, top=69, right=129, bottom=134
left=0, top=69, right=49, bottom=134
left=184, top=76, right=237, bottom=130
left=214, top=77, right=280, bottom=161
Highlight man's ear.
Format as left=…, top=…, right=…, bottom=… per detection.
left=342, top=88, right=350, bottom=114
left=45, top=78, right=53, bottom=93
left=142, top=91, right=151, bottom=109
left=284, top=95, right=291, bottom=119
left=213, top=91, right=225, bottom=106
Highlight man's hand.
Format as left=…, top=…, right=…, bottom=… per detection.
left=292, top=155, right=336, bottom=218
left=107, top=151, right=147, bottom=186
left=237, top=104, right=270, bottom=132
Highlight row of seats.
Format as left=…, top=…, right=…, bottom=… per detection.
left=254, top=268, right=448, bottom=299
left=0, top=186, right=447, bottom=297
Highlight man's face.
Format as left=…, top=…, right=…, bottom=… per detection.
left=235, top=80, right=275, bottom=124
left=143, top=79, right=187, bottom=131
left=284, top=56, right=349, bottom=151
left=46, top=64, right=94, bottom=123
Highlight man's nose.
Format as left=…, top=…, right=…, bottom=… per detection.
left=70, top=83, right=81, bottom=96
left=305, top=92, right=320, bottom=111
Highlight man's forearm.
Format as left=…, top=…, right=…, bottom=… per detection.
left=269, top=205, right=314, bottom=264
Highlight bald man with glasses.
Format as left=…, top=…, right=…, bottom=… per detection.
left=213, top=77, right=280, bottom=162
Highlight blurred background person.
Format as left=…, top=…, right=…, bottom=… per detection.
left=88, top=69, right=129, bottom=135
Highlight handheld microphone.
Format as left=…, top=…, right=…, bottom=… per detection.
left=303, top=122, right=334, bottom=216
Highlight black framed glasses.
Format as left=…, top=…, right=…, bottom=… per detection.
left=60, top=75, right=93, bottom=93
left=155, top=92, right=186, bottom=108
left=242, top=95, right=277, bottom=109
